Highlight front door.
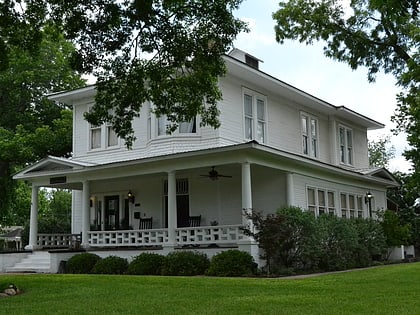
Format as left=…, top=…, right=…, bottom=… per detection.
left=164, top=195, right=189, bottom=228
left=104, top=195, right=119, bottom=230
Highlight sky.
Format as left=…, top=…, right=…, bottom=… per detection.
left=232, top=0, right=411, bottom=173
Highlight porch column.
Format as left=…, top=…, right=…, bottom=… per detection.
left=166, top=171, right=177, bottom=247
left=239, top=162, right=260, bottom=266
left=81, top=180, right=90, bottom=247
left=241, top=162, right=253, bottom=229
left=26, top=185, right=39, bottom=250
left=286, top=172, right=294, bottom=206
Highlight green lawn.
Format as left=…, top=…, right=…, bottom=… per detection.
left=1, top=263, right=419, bottom=315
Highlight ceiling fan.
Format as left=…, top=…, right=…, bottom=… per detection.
left=200, top=166, right=232, bottom=181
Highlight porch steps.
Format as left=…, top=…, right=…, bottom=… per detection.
left=6, top=251, right=51, bottom=273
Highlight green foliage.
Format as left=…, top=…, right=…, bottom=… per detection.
left=317, top=215, right=360, bottom=271
left=0, top=21, right=85, bottom=224
left=161, top=251, right=210, bottom=276
left=91, top=256, right=128, bottom=275
left=352, top=218, right=387, bottom=265
left=379, top=210, right=411, bottom=248
left=127, top=253, right=166, bottom=275
left=244, top=207, right=319, bottom=273
left=47, top=0, right=247, bottom=147
left=207, top=250, right=256, bottom=277
left=66, top=253, right=102, bottom=274
left=368, top=136, right=396, bottom=168
left=246, top=207, right=388, bottom=273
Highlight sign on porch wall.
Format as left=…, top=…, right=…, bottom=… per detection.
left=49, top=176, right=67, bottom=185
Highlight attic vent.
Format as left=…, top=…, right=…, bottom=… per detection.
left=245, top=54, right=259, bottom=69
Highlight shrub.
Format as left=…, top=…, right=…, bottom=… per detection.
left=162, top=251, right=210, bottom=276
left=207, top=250, right=256, bottom=277
left=66, top=253, right=101, bottom=274
left=91, top=256, right=128, bottom=274
left=128, top=253, right=166, bottom=275
left=317, top=215, right=359, bottom=271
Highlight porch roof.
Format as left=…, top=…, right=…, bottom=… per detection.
left=13, top=141, right=399, bottom=189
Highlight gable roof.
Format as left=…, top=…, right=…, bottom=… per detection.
left=13, top=156, right=96, bottom=188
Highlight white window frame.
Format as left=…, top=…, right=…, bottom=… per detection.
left=306, top=186, right=336, bottom=217
left=243, top=88, right=267, bottom=143
left=340, top=192, right=365, bottom=219
left=87, top=107, right=120, bottom=151
left=338, top=125, right=353, bottom=165
left=301, top=112, right=319, bottom=158
left=156, top=114, right=197, bottom=137
left=89, top=124, right=102, bottom=150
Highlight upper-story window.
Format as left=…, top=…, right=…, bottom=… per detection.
left=339, top=125, right=353, bottom=165
left=157, top=115, right=197, bottom=136
left=89, top=123, right=119, bottom=151
left=90, top=124, right=102, bottom=149
left=243, top=89, right=266, bottom=143
left=301, top=113, right=318, bottom=158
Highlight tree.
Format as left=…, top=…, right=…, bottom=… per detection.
left=273, top=0, right=419, bottom=178
left=47, top=0, right=247, bottom=147
left=368, top=135, right=395, bottom=168
left=0, top=24, right=85, bottom=224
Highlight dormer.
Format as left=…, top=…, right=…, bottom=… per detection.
left=228, top=48, right=263, bottom=70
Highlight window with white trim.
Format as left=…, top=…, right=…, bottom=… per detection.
left=89, top=123, right=119, bottom=150
left=339, top=126, right=353, bottom=165
left=340, top=192, right=365, bottom=218
left=301, top=113, right=318, bottom=158
left=90, top=124, right=101, bottom=149
left=107, top=124, right=118, bottom=147
left=157, top=115, right=197, bottom=136
left=243, top=89, right=266, bottom=143
left=307, top=187, right=336, bottom=216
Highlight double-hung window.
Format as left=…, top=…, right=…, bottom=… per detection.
left=90, top=124, right=102, bottom=150
left=340, top=192, right=365, bottom=218
left=243, top=89, right=266, bottom=143
left=307, top=187, right=336, bottom=216
left=157, top=115, right=197, bottom=136
left=301, top=113, right=318, bottom=158
left=339, top=125, right=353, bottom=165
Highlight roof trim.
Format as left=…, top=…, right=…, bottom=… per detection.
left=14, top=142, right=399, bottom=188
left=223, top=54, right=384, bottom=130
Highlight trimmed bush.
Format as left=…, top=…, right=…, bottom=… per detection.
left=162, top=251, right=210, bottom=276
left=66, top=253, right=101, bottom=274
left=207, top=250, right=256, bottom=277
left=128, top=253, right=166, bottom=275
left=91, top=256, right=128, bottom=274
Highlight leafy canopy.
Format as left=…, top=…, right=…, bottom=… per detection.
left=48, top=0, right=247, bottom=147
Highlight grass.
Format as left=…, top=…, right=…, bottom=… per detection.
left=1, top=263, right=419, bottom=314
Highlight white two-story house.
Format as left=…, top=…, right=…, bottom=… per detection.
left=13, top=49, right=398, bottom=270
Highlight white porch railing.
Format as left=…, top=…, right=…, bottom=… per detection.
left=88, top=228, right=168, bottom=247
left=38, top=225, right=246, bottom=248
left=176, top=225, right=246, bottom=245
left=37, top=233, right=81, bottom=249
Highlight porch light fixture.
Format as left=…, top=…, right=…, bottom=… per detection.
left=127, top=190, right=135, bottom=204
left=365, top=191, right=373, bottom=218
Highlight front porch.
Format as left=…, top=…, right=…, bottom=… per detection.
left=36, top=225, right=247, bottom=249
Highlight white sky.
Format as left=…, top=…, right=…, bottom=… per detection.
left=232, top=0, right=412, bottom=173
